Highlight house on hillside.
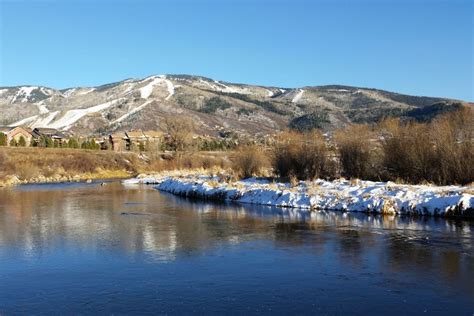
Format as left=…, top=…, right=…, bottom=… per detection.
left=31, top=128, right=68, bottom=146
left=0, top=126, right=34, bottom=146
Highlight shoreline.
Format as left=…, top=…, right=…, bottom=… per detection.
left=0, top=170, right=134, bottom=187
left=126, top=173, right=474, bottom=218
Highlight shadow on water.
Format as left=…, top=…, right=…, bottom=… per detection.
left=0, top=182, right=473, bottom=314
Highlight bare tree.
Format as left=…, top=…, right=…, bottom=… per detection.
left=162, top=116, right=195, bottom=151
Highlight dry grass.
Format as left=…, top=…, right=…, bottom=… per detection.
left=0, top=147, right=141, bottom=181
left=141, top=151, right=231, bottom=173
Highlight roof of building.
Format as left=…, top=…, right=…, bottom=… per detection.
left=110, top=132, right=128, bottom=140
left=32, top=127, right=66, bottom=139
left=126, top=131, right=146, bottom=138
left=143, top=130, right=164, bottom=138
left=0, top=126, right=12, bottom=133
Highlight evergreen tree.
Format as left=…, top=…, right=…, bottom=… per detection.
left=18, top=136, right=26, bottom=147
left=9, top=138, right=17, bottom=147
left=138, top=141, right=145, bottom=152
left=45, top=136, right=54, bottom=148
left=0, top=133, right=7, bottom=146
left=68, top=138, right=79, bottom=149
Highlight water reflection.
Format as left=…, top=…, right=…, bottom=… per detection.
left=0, top=182, right=473, bottom=312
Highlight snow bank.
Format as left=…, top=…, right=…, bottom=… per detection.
left=154, top=177, right=474, bottom=218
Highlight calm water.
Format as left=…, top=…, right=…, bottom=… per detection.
left=0, top=182, right=473, bottom=315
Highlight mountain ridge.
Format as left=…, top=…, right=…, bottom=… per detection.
left=0, top=74, right=468, bottom=137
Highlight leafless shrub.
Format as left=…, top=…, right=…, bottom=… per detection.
left=334, top=124, right=381, bottom=180
left=272, top=130, right=333, bottom=180
left=232, top=145, right=268, bottom=178
left=378, top=107, right=474, bottom=185
left=162, top=116, right=195, bottom=151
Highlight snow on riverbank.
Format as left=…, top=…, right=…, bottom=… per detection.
left=138, top=176, right=474, bottom=217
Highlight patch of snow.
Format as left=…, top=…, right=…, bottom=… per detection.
left=9, top=115, right=39, bottom=127
left=63, top=88, right=77, bottom=98
left=31, top=111, right=59, bottom=128
left=265, top=89, right=274, bottom=97
left=36, top=101, right=50, bottom=114
left=292, top=89, right=304, bottom=103
left=138, top=75, right=175, bottom=100
left=77, top=88, right=95, bottom=95
left=40, top=87, right=52, bottom=96
left=48, top=98, right=124, bottom=130
left=198, top=79, right=248, bottom=94
left=164, top=78, right=175, bottom=100
left=154, top=176, right=474, bottom=217
left=11, top=86, right=38, bottom=103
left=139, top=76, right=162, bottom=99
left=111, top=100, right=154, bottom=124
left=214, top=80, right=238, bottom=93
left=121, top=83, right=136, bottom=96
left=0, top=89, right=8, bottom=96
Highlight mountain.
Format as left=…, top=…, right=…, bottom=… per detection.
left=0, top=74, right=467, bottom=137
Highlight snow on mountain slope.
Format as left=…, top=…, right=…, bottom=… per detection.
left=48, top=99, right=124, bottom=130
left=164, top=79, right=175, bottom=100
left=11, top=86, right=38, bottom=103
left=31, top=111, right=59, bottom=128
left=77, top=88, right=95, bottom=95
left=292, top=89, right=304, bottom=103
left=36, top=102, right=50, bottom=114
left=139, top=77, right=162, bottom=99
left=0, top=74, right=462, bottom=136
left=9, top=115, right=39, bottom=127
left=111, top=100, right=154, bottom=125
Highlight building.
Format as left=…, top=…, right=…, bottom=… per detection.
left=109, top=132, right=128, bottom=152
left=0, top=126, right=34, bottom=146
left=143, top=130, right=165, bottom=151
left=31, top=128, right=68, bottom=146
left=108, top=130, right=165, bottom=152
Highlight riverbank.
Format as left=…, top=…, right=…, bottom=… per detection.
left=126, top=173, right=474, bottom=218
left=0, top=147, right=137, bottom=187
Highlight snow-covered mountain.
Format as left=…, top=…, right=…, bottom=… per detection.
left=0, top=74, right=465, bottom=136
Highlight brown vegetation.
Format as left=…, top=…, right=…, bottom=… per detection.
left=379, top=107, right=473, bottom=185
left=0, top=147, right=140, bottom=182
left=162, top=116, right=195, bottom=151
left=1, top=107, right=472, bottom=186
left=334, top=124, right=380, bottom=180
left=272, top=130, right=334, bottom=180
left=231, top=145, right=268, bottom=178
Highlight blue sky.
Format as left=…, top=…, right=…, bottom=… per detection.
left=0, top=0, right=472, bottom=100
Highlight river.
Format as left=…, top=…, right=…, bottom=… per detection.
left=0, top=181, right=473, bottom=314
